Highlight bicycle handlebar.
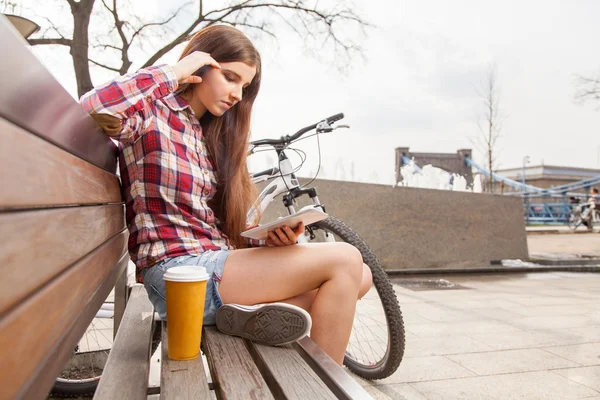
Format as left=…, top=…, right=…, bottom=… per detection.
left=251, top=113, right=345, bottom=147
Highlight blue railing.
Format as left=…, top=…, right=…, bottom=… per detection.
left=400, top=156, right=598, bottom=224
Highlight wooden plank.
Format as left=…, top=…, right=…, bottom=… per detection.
left=113, top=266, right=127, bottom=338
left=0, top=204, right=125, bottom=316
left=247, top=341, right=337, bottom=400
left=203, top=326, right=275, bottom=400
left=296, top=338, right=373, bottom=400
left=160, top=321, right=211, bottom=400
left=94, top=285, right=154, bottom=400
left=0, top=231, right=127, bottom=400
left=20, top=252, right=129, bottom=400
left=0, top=116, right=121, bottom=210
left=0, top=17, right=118, bottom=172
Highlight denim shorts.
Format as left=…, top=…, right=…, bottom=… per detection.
left=140, top=250, right=232, bottom=325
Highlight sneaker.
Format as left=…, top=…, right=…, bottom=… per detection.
left=215, top=303, right=312, bottom=346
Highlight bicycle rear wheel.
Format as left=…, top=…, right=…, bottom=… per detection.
left=307, top=215, right=405, bottom=380
left=51, top=305, right=162, bottom=397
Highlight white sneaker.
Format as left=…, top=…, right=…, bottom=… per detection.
left=216, top=303, right=312, bottom=346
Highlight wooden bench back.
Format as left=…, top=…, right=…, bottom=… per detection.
left=0, top=17, right=128, bottom=400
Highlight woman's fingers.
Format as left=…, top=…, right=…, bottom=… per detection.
left=172, top=51, right=221, bottom=83
left=293, top=222, right=305, bottom=238
left=180, top=76, right=203, bottom=84
left=265, top=223, right=305, bottom=247
left=282, top=226, right=297, bottom=243
left=274, top=227, right=292, bottom=245
left=268, top=231, right=284, bottom=246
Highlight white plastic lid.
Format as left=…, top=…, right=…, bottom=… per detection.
left=163, top=266, right=209, bottom=282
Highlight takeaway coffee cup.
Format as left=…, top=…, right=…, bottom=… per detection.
left=163, top=266, right=209, bottom=360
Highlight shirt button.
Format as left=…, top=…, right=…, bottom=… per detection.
left=208, top=210, right=213, bottom=216
left=203, top=190, right=210, bottom=196
left=203, top=170, right=209, bottom=175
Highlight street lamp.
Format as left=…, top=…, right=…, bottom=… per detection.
left=3, top=14, right=40, bottom=39
left=521, top=155, right=530, bottom=191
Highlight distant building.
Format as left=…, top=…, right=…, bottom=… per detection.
left=395, top=147, right=473, bottom=185
left=493, top=164, right=600, bottom=194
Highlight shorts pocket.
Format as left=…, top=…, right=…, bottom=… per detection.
left=148, top=283, right=166, bottom=301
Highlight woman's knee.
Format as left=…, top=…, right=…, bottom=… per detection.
left=359, top=263, right=373, bottom=299
left=329, top=242, right=363, bottom=284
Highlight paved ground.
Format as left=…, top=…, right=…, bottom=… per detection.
left=354, top=272, right=600, bottom=399
left=528, top=232, right=600, bottom=257
left=51, top=234, right=600, bottom=399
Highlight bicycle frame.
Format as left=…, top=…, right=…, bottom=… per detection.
left=248, top=149, right=328, bottom=244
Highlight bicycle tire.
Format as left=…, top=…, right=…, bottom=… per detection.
left=566, top=212, right=579, bottom=230
left=50, top=319, right=162, bottom=397
left=309, top=215, right=405, bottom=380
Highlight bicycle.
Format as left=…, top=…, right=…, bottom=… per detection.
left=567, top=203, right=599, bottom=231
left=51, top=113, right=405, bottom=396
left=247, top=112, right=405, bottom=379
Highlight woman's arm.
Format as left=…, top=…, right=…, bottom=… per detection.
left=80, top=51, right=220, bottom=143
left=80, top=65, right=178, bottom=143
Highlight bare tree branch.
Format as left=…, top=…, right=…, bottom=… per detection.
left=574, top=72, right=600, bottom=109
left=101, top=0, right=131, bottom=74
left=20, top=0, right=369, bottom=95
left=472, top=63, right=503, bottom=193
left=142, top=0, right=369, bottom=69
left=129, top=6, right=185, bottom=44
left=89, top=58, right=121, bottom=72
left=28, top=37, right=72, bottom=46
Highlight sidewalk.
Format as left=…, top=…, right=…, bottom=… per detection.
left=354, top=272, right=600, bottom=399
left=528, top=232, right=600, bottom=258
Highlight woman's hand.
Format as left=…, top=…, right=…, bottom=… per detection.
left=266, top=222, right=305, bottom=247
left=171, top=51, right=221, bottom=85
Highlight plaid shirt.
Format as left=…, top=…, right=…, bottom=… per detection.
left=80, top=65, right=262, bottom=282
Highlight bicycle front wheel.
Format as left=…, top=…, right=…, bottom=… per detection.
left=307, top=215, right=405, bottom=380
left=566, top=212, right=580, bottom=230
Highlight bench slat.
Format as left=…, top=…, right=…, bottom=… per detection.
left=296, top=337, right=373, bottom=400
left=19, top=252, right=129, bottom=400
left=203, top=326, right=275, bottom=400
left=0, top=230, right=127, bottom=400
left=0, top=204, right=125, bottom=316
left=0, top=17, right=118, bottom=173
left=0, top=116, right=121, bottom=210
left=247, top=341, right=337, bottom=400
left=160, top=321, right=211, bottom=399
left=94, top=285, right=154, bottom=400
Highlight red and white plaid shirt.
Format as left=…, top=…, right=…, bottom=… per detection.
left=80, top=65, right=262, bottom=281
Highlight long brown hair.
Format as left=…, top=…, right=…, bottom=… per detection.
left=176, top=25, right=261, bottom=249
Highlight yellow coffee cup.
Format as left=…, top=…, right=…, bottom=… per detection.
left=163, top=266, right=209, bottom=360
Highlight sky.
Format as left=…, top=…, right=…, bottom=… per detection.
left=14, top=0, right=600, bottom=185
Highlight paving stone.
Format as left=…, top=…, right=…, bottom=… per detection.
left=553, top=366, right=600, bottom=391
left=362, top=383, right=428, bottom=400
left=407, top=320, right=522, bottom=338
left=468, top=328, right=593, bottom=351
left=363, top=355, right=475, bottom=384
left=411, top=370, right=598, bottom=400
left=543, top=342, right=600, bottom=366
left=446, top=348, right=579, bottom=375
left=404, top=335, right=494, bottom=358
left=511, top=315, right=597, bottom=331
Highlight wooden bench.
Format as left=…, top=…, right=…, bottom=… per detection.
left=0, top=16, right=372, bottom=400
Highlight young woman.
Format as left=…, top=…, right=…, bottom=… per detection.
left=81, top=25, right=372, bottom=366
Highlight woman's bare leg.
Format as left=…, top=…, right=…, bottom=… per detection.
left=218, top=242, right=363, bottom=365
left=282, top=263, right=373, bottom=313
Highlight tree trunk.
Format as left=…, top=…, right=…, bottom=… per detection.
left=69, top=0, right=96, bottom=98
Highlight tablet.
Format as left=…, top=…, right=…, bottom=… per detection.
left=241, top=206, right=329, bottom=241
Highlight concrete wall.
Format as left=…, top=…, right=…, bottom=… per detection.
left=259, top=179, right=529, bottom=271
